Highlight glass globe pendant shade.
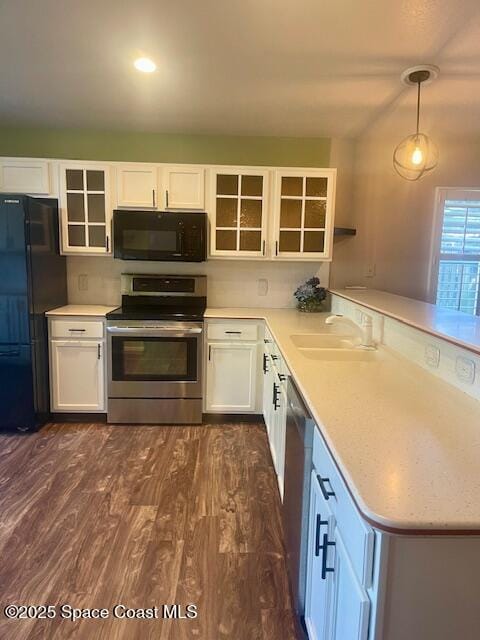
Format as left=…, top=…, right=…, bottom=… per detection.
left=393, top=132, right=439, bottom=181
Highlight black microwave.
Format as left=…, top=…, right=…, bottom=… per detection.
left=113, top=210, right=207, bottom=262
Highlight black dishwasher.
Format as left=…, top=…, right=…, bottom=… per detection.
left=282, top=377, right=315, bottom=628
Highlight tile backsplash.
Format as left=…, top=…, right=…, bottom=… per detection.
left=67, top=257, right=330, bottom=309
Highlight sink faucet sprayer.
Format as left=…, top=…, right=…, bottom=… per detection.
left=325, top=313, right=375, bottom=350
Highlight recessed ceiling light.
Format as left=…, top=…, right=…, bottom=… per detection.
left=134, top=57, right=156, bottom=73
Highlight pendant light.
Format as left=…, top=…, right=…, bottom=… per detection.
left=393, top=65, right=439, bottom=181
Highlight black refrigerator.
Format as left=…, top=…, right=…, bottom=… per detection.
left=0, top=195, right=67, bottom=431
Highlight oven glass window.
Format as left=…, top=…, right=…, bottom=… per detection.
left=112, top=337, right=197, bottom=381
left=122, top=230, right=178, bottom=252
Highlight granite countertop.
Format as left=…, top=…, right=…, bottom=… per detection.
left=205, top=307, right=480, bottom=533
left=330, top=288, right=480, bottom=356
left=46, top=305, right=117, bottom=317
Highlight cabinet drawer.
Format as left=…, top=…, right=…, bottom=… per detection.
left=264, top=335, right=289, bottom=378
left=264, top=329, right=280, bottom=358
left=50, top=319, right=104, bottom=339
left=207, top=322, right=258, bottom=341
left=313, top=429, right=374, bottom=587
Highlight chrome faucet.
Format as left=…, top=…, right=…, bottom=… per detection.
left=325, top=313, right=375, bottom=350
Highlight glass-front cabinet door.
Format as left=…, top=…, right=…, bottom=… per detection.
left=210, top=168, right=269, bottom=258
left=59, top=163, right=112, bottom=254
left=273, top=169, right=336, bottom=260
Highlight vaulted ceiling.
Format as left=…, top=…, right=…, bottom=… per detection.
left=1, top=0, right=479, bottom=137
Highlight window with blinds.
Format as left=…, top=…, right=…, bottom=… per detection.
left=436, top=198, right=480, bottom=315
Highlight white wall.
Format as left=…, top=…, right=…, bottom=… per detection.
left=67, top=256, right=330, bottom=309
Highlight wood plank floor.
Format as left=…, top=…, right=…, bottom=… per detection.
left=0, top=422, right=299, bottom=640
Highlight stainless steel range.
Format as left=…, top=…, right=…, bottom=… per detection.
left=106, top=274, right=206, bottom=424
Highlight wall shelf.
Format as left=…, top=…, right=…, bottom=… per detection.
left=334, top=227, right=356, bottom=237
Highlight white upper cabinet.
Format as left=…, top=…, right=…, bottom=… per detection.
left=0, top=157, right=338, bottom=262
left=116, top=164, right=159, bottom=208
left=59, top=163, right=112, bottom=255
left=163, top=165, right=205, bottom=209
left=272, top=168, right=336, bottom=261
left=209, top=168, right=269, bottom=258
left=0, top=158, right=50, bottom=195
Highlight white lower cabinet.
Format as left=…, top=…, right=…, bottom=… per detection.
left=272, top=376, right=287, bottom=498
left=206, top=342, right=258, bottom=412
left=50, top=340, right=104, bottom=411
left=262, top=332, right=288, bottom=500
left=329, top=527, right=370, bottom=640
left=306, top=430, right=372, bottom=640
left=49, top=317, right=106, bottom=412
left=205, top=319, right=262, bottom=413
left=305, top=470, right=334, bottom=640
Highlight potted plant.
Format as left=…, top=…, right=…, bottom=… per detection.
left=294, top=276, right=327, bottom=312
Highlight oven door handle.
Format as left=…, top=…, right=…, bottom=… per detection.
left=107, top=326, right=203, bottom=336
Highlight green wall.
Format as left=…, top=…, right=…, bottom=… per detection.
left=0, top=126, right=331, bottom=167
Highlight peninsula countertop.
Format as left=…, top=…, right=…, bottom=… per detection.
left=330, top=288, right=480, bottom=356
left=205, top=307, right=480, bottom=533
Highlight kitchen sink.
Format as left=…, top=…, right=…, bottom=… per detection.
left=291, top=333, right=357, bottom=349
left=299, top=348, right=381, bottom=362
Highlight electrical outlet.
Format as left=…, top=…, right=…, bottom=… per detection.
left=78, top=274, right=88, bottom=291
left=257, top=278, right=268, bottom=296
left=425, top=344, right=440, bottom=368
left=365, top=263, right=376, bottom=278
left=455, top=356, right=475, bottom=384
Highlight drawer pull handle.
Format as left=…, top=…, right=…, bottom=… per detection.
left=321, top=533, right=335, bottom=579
left=317, top=475, right=335, bottom=500
left=263, top=353, right=268, bottom=374
left=272, top=382, right=280, bottom=410
left=69, top=328, right=86, bottom=332
left=225, top=331, right=242, bottom=334
left=97, top=343, right=101, bottom=360
left=315, top=514, right=328, bottom=557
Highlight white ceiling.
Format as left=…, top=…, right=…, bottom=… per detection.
left=0, top=0, right=479, bottom=137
